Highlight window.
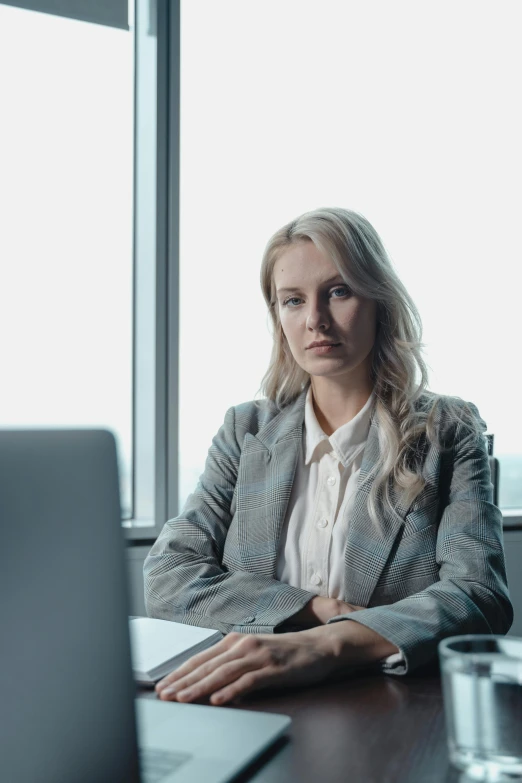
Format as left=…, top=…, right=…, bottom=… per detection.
left=0, top=0, right=177, bottom=537
left=3, top=1, right=519, bottom=533
left=178, top=0, right=522, bottom=519
left=0, top=3, right=134, bottom=521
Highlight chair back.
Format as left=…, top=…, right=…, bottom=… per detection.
left=489, top=456, right=500, bottom=506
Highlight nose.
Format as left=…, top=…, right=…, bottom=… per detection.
left=306, top=298, right=330, bottom=332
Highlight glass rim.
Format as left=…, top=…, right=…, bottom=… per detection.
left=438, top=634, right=522, bottom=659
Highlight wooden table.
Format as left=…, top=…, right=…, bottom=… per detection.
left=139, top=668, right=465, bottom=783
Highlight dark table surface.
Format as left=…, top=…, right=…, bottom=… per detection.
left=138, top=668, right=466, bottom=783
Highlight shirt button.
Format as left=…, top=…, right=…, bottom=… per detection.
left=310, top=573, right=322, bottom=586
left=244, top=615, right=256, bottom=623
left=316, top=518, right=328, bottom=529
left=327, top=475, right=336, bottom=486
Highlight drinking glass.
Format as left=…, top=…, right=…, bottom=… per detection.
left=439, top=635, right=522, bottom=781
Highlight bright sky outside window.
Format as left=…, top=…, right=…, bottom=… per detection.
left=0, top=4, right=134, bottom=516
left=178, top=0, right=522, bottom=513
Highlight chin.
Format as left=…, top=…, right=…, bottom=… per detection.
left=305, top=361, right=348, bottom=376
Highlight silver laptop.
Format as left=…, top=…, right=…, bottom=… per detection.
left=0, top=429, right=290, bottom=783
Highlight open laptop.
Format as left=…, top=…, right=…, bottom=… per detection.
left=0, top=429, right=290, bottom=783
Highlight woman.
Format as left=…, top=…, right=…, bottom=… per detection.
left=144, top=207, right=512, bottom=706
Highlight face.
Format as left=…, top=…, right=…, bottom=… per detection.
left=273, top=241, right=377, bottom=386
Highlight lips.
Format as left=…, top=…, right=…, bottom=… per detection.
left=306, top=343, right=341, bottom=355
left=306, top=342, right=340, bottom=349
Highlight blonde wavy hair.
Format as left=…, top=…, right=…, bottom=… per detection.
left=257, top=207, right=483, bottom=524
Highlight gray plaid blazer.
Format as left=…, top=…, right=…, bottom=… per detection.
left=144, top=388, right=513, bottom=674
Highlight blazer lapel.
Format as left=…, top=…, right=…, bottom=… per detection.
left=343, top=412, right=406, bottom=607
left=234, top=389, right=307, bottom=575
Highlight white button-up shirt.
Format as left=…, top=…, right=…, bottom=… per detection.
left=275, top=386, right=404, bottom=668
left=275, top=386, right=373, bottom=598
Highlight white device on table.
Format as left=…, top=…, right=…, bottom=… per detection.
left=0, top=429, right=290, bottom=783
left=129, top=617, right=223, bottom=685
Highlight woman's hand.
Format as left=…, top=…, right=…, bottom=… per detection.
left=155, top=626, right=340, bottom=706
left=286, top=596, right=364, bottom=628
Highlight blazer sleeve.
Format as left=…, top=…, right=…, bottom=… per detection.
left=327, top=402, right=514, bottom=674
left=143, top=406, right=313, bottom=634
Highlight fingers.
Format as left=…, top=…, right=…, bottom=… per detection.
left=160, top=657, right=269, bottom=704
left=210, top=669, right=273, bottom=705
left=155, top=634, right=273, bottom=703
left=155, top=632, right=242, bottom=691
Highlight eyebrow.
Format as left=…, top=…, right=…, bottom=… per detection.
left=276, top=276, right=346, bottom=295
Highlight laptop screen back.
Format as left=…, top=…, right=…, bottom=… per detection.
left=0, top=429, right=141, bottom=783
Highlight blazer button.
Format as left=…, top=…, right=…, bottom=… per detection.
left=244, top=615, right=256, bottom=623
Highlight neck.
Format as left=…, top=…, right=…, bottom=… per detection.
left=310, top=375, right=373, bottom=436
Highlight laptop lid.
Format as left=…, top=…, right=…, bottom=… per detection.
left=0, top=429, right=141, bottom=783
left=0, top=428, right=291, bottom=783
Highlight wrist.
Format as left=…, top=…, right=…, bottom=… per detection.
left=285, top=597, right=363, bottom=631
left=286, top=596, right=339, bottom=628
left=322, top=618, right=399, bottom=665
left=313, top=596, right=342, bottom=624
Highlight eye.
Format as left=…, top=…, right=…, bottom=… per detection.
left=331, top=286, right=351, bottom=298
left=282, top=296, right=303, bottom=307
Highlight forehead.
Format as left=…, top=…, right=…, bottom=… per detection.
left=273, top=241, right=340, bottom=288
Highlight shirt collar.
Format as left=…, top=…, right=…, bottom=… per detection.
left=304, top=386, right=375, bottom=468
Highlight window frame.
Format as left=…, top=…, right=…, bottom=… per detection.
left=125, top=0, right=180, bottom=541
